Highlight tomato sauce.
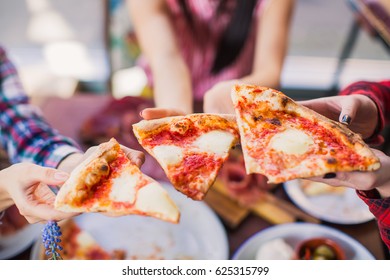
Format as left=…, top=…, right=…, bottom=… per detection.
left=144, top=126, right=199, bottom=147
left=77, top=150, right=148, bottom=208
left=141, top=115, right=238, bottom=148
left=245, top=110, right=371, bottom=174
left=170, top=153, right=222, bottom=197
left=86, top=248, right=111, bottom=260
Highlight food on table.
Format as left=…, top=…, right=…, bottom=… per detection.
left=312, top=244, right=336, bottom=260
left=40, top=219, right=125, bottom=260
left=296, top=237, right=345, bottom=260
left=255, top=238, right=295, bottom=260
left=133, top=114, right=239, bottom=200
left=54, top=138, right=180, bottom=223
left=0, top=205, right=28, bottom=236
left=299, top=179, right=346, bottom=196
left=231, top=84, right=380, bottom=183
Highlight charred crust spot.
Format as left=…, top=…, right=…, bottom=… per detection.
left=327, top=158, right=337, bottom=164
left=281, top=97, right=289, bottom=107
left=100, top=163, right=109, bottom=173
left=171, top=119, right=191, bottom=134
left=267, top=118, right=281, bottom=126
left=252, top=115, right=263, bottom=122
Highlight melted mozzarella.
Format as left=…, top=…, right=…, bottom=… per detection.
left=153, top=145, right=183, bottom=168
left=269, top=128, right=314, bottom=155
left=193, top=131, right=235, bottom=156
left=136, top=182, right=179, bottom=220
left=109, top=171, right=137, bottom=203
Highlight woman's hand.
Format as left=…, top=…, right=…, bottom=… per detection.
left=308, top=149, right=390, bottom=199
left=0, top=163, right=76, bottom=223
left=0, top=144, right=146, bottom=223
left=139, top=108, right=185, bottom=120
left=299, top=94, right=379, bottom=139
left=203, top=80, right=238, bottom=114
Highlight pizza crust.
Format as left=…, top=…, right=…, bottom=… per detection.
left=133, top=113, right=236, bottom=137
left=132, top=114, right=239, bottom=200
left=54, top=139, right=120, bottom=208
left=54, top=138, right=180, bottom=223
left=232, top=84, right=381, bottom=183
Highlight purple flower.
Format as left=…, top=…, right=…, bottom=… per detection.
left=42, top=221, right=63, bottom=260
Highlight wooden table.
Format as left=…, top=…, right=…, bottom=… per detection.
left=5, top=94, right=389, bottom=260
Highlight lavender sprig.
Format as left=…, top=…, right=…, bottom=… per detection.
left=42, top=221, right=63, bottom=260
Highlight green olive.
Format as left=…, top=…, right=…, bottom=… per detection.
left=312, top=255, right=327, bottom=260
left=313, top=245, right=336, bottom=260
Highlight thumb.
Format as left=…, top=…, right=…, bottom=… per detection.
left=338, top=97, right=358, bottom=125
left=18, top=163, right=69, bottom=186
left=120, top=145, right=145, bottom=167
left=140, top=108, right=185, bottom=120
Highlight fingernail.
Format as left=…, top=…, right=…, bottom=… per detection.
left=139, top=110, right=144, bottom=117
left=323, top=173, right=336, bottom=179
left=341, top=115, right=351, bottom=125
left=54, top=171, right=69, bottom=181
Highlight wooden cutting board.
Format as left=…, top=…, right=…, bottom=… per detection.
left=205, top=180, right=320, bottom=228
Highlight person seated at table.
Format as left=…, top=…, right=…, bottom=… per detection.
left=140, top=80, right=390, bottom=250
left=301, top=79, right=390, bottom=250
left=127, top=0, right=295, bottom=114
left=0, top=46, right=144, bottom=224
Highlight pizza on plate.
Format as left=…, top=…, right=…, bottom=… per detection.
left=231, top=84, right=380, bottom=183
left=40, top=219, right=125, bottom=260
left=133, top=114, right=240, bottom=200
left=54, top=138, right=180, bottom=223
left=299, top=179, right=346, bottom=196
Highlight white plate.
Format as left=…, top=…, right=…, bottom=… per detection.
left=31, top=182, right=228, bottom=260
left=284, top=180, right=374, bottom=224
left=0, top=223, right=43, bottom=259
left=233, top=223, right=375, bottom=260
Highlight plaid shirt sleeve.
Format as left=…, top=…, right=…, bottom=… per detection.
left=0, top=47, right=81, bottom=168
left=339, top=80, right=390, bottom=250
left=357, top=190, right=390, bottom=251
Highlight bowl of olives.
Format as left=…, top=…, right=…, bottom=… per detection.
left=296, top=237, right=346, bottom=260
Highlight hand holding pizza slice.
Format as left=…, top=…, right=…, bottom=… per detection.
left=231, top=84, right=380, bottom=184
left=54, top=138, right=179, bottom=223
left=133, top=114, right=240, bottom=200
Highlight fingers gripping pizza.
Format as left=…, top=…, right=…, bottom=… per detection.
left=54, top=138, right=179, bottom=223
left=231, top=84, right=380, bottom=184
left=133, top=114, right=240, bottom=200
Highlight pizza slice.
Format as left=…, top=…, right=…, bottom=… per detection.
left=132, top=114, right=240, bottom=200
left=231, top=84, right=380, bottom=183
left=40, top=219, right=125, bottom=260
left=299, top=179, right=346, bottom=196
left=54, top=138, right=180, bottom=223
